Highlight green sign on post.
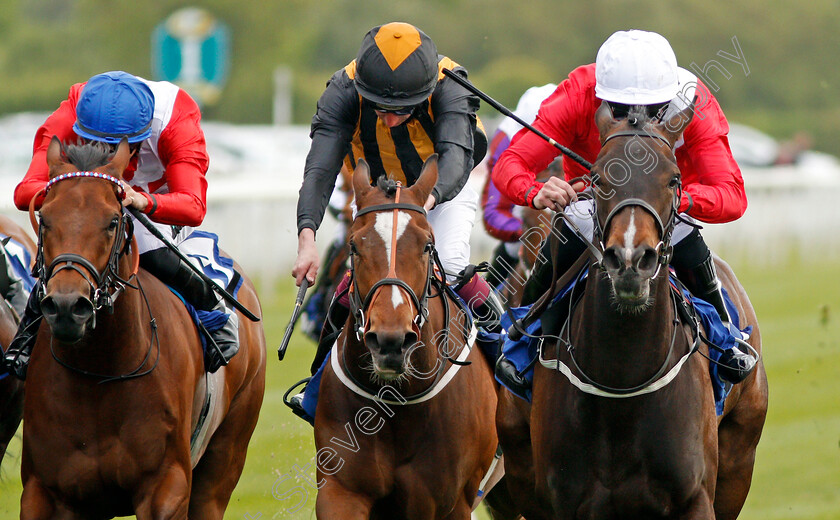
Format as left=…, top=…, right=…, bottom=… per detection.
left=152, top=7, right=229, bottom=106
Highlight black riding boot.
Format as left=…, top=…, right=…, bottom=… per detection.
left=141, top=248, right=239, bottom=372
left=3, top=282, right=44, bottom=380
left=672, top=230, right=757, bottom=384
left=485, top=242, right=519, bottom=290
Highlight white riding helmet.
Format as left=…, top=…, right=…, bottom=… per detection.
left=595, top=30, right=680, bottom=105
left=497, top=83, right=557, bottom=139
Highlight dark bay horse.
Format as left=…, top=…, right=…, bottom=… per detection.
left=498, top=103, right=768, bottom=519
left=496, top=204, right=552, bottom=309
left=0, top=215, right=36, bottom=463
left=20, top=138, right=266, bottom=519
left=313, top=157, right=504, bottom=519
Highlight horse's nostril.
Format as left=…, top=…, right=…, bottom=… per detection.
left=603, top=248, right=622, bottom=272
left=72, top=297, right=95, bottom=320
left=40, top=296, right=57, bottom=318
left=40, top=294, right=94, bottom=323
left=635, top=248, right=659, bottom=274
left=404, top=331, right=419, bottom=350
left=366, top=331, right=406, bottom=354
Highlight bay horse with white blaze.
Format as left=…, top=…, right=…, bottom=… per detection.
left=20, top=137, right=266, bottom=519
left=313, top=157, right=505, bottom=519
left=497, top=102, right=768, bottom=519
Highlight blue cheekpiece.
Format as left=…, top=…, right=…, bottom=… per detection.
left=73, top=71, right=155, bottom=144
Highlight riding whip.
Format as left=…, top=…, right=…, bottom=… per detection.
left=442, top=68, right=593, bottom=170
left=126, top=207, right=260, bottom=322
left=277, top=278, right=310, bottom=361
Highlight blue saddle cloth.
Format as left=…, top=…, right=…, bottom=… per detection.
left=166, top=231, right=242, bottom=364
left=498, top=268, right=750, bottom=415
left=0, top=234, right=36, bottom=294
left=169, top=290, right=231, bottom=354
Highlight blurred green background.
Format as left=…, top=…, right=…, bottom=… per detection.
left=0, top=0, right=838, bottom=155
left=1, top=1, right=839, bottom=518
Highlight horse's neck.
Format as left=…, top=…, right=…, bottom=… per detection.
left=573, top=272, right=675, bottom=374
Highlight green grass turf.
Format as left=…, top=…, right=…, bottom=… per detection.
left=1, top=258, right=838, bottom=519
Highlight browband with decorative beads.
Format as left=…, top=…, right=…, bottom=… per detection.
left=44, top=171, right=125, bottom=197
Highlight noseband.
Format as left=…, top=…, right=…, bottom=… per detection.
left=348, top=185, right=433, bottom=340
left=31, top=172, right=138, bottom=315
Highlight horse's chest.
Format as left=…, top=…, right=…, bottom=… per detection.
left=546, top=405, right=709, bottom=517
left=23, top=434, right=153, bottom=511
left=25, top=382, right=178, bottom=494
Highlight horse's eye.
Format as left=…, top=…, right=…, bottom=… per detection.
left=108, top=217, right=119, bottom=231
left=668, top=175, right=680, bottom=188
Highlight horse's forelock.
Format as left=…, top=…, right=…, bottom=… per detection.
left=626, top=105, right=651, bottom=128
left=63, top=141, right=113, bottom=172
left=375, top=176, right=400, bottom=198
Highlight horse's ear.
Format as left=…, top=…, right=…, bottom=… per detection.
left=352, top=159, right=373, bottom=199
left=595, top=101, right=618, bottom=142
left=657, top=99, right=695, bottom=147
left=105, top=138, right=131, bottom=179
left=46, top=136, right=67, bottom=178
left=409, top=154, right=438, bottom=203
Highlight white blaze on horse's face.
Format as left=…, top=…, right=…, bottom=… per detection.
left=374, top=211, right=411, bottom=308
left=623, top=208, right=637, bottom=267
left=391, top=287, right=404, bottom=309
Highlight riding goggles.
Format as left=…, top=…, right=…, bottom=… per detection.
left=372, top=102, right=415, bottom=115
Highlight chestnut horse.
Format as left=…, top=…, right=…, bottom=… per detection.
left=497, top=103, right=768, bottom=519
left=0, top=215, right=36, bottom=463
left=19, top=138, right=266, bottom=519
left=313, top=157, right=504, bottom=519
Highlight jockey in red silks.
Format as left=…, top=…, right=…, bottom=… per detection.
left=481, top=83, right=556, bottom=290
left=4, top=71, right=238, bottom=379
left=492, top=30, right=757, bottom=392
left=289, top=22, right=500, bottom=420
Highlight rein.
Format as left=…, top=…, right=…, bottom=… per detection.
left=594, top=130, right=682, bottom=275
left=339, top=185, right=472, bottom=402
left=537, top=269, right=701, bottom=397
left=30, top=171, right=160, bottom=382
left=348, top=188, right=431, bottom=340
left=30, top=172, right=139, bottom=314
left=511, top=129, right=704, bottom=396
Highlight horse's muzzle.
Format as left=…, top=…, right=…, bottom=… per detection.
left=41, top=293, right=95, bottom=343
left=365, top=329, right=418, bottom=378
left=603, top=244, right=659, bottom=306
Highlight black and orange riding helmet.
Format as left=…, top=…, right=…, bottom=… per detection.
left=354, top=22, right=439, bottom=108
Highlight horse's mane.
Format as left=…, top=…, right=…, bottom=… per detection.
left=376, top=176, right=400, bottom=198
left=63, top=141, right=113, bottom=171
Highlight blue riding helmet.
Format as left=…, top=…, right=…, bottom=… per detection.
left=73, top=71, right=155, bottom=144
